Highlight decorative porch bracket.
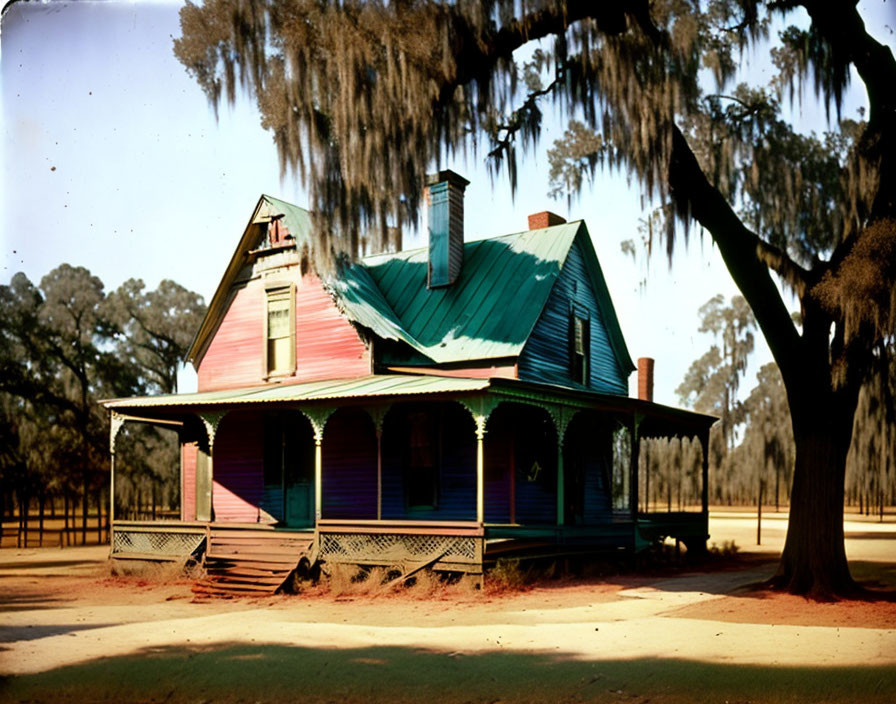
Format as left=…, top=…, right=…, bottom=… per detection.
left=110, top=410, right=127, bottom=454
left=300, top=407, right=336, bottom=521
left=197, top=410, right=229, bottom=452
left=195, top=410, right=228, bottom=523
left=544, top=404, right=579, bottom=527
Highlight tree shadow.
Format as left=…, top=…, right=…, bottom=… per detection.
left=0, top=622, right=118, bottom=643
left=4, top=642, right=895, bottom=703
left=0, top=591, right=68, bottom=613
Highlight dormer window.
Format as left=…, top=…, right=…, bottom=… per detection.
left=570, top=309, right=590, bottom=385
left=264, top=284, right=296, bottom=377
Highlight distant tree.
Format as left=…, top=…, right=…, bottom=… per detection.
left=742, top=363, right=794, bottom=512
left=0, top=268, right=206, bottom=536
left=676, top=295, right=755, bottom=503
left=678, top=295, right=756, bottom=451
left=104, top=279, right=207, bottom=394
left=175, top=1, right=896, bottom=596
left=846, top=350, right=895, bottom=519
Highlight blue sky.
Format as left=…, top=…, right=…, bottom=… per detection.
left=2, top=0, right=892, bottom=402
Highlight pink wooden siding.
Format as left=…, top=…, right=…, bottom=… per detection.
left=212, top=411, right=265, bottom=523
left=181, top=442, right=197, bottom=522
left=197, top=271, right=369, bottom=391
left=295, top=272, right=370, bottom=380
left=198, top=284, right=264, bottom=391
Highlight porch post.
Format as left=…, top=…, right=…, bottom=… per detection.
left=198, top=411, right=227, bottom=523
left=556, top=444, right=564, bottom=526
left=630, top=413, right=643, bottom=518
left=314, top=433, right=323, bottom=521
left=475, top=416, right=486, bottom=524
left=109, top=412, right=126, bottom=528
left=299, top=408, right=334, bottom=524
left=699, top=429, right=710, bottom=515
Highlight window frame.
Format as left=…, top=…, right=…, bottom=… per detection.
left=569, top=305, right=591, bottom=386
left=263, top=282, right=297, bottom=380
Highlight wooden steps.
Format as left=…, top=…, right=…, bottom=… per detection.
left=193, top=528, right=314, bottom=597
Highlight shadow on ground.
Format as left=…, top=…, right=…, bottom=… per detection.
left=3, top=642, right=894, bottom=703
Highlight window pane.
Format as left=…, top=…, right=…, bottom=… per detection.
left=268, top=336, right=292, bottom=372
left=268, top=306, right=290, bottom=339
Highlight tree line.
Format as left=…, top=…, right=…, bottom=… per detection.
left=0, top=265, right=205, bottom=546
left=662, top=294, right=895, bottom=518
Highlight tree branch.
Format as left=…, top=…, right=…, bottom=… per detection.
left=436, top=1, right=628, bottom=110
left=668, top=125, right=803, bottom=381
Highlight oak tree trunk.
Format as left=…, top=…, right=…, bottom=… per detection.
left=771, top=394, right=856, bottom=597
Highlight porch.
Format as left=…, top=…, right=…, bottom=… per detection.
left=105, top=375, right=716, bottom=586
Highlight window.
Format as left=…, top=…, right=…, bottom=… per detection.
left=406, top=410, right=439, bottom=510
left=265, top=285, right=295, bottom=377
left=570, top=309, right=590, bottom=385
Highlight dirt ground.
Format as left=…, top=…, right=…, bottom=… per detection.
left=1, top=511, right=894, bottom=703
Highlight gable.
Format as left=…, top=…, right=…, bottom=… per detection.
left=187, top=195, right=312, bottom=368
left=517, top=231, right=634, bottom=394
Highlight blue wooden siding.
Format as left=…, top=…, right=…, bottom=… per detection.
left=381, top=402, right=476, bottom=520
left=518, top=236, right=628, bottom=394
left=485, top=404, right=557, bottom=524
left=564, top=412, right=613, bottom=525
left=322, top=408, right=378, bottom=519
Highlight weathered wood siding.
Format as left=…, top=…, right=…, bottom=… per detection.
left=296, top=273, right=370, bottom=381
left=198, top=284, right=263, bottom=391
left=181, top=442, right=197, bottom=522
left=321, top=408, right=378, bottom=519
left=564, top=412, right=613, bottom=525
left=197, top=271, right=370, bottom=392
left=211, top=411, right=265, bottom=523
left=380, top=402, right=476, bottom=520
left=517, top=237, right=627, bottom=394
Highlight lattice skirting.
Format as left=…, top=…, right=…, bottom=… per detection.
left=320, top=532, right=480, bottom=567
left=113, top=529, right=206, bottom=557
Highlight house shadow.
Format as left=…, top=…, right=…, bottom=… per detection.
left=4, top=642, right=895, bottom=703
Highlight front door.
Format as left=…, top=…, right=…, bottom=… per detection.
left=264, top=411, right=315, bottom=528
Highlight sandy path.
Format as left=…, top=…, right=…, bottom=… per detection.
left=1, top=512, right=894, bottom=703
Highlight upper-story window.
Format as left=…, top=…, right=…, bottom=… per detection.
left=570, top=309, right=590, bottom=385
left=265, top=284, right=295, bottom=377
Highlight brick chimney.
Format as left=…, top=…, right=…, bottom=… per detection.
left=425, top=170, right=469, bottom=288
left=528, top=211, right=566, bottom=230
left=638, top=357, right=655, bottom=402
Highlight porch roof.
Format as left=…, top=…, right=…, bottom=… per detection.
left=103, top=373, right=715, bottom=439
left=102, top=374, right=491, bottom=409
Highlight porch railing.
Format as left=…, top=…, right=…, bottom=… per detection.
left=316, top=519, right=484, bottom=574
left=111, top=520, right=207, bottom=561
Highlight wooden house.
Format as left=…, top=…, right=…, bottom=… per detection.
left=104, top=171, right=715, bottom=593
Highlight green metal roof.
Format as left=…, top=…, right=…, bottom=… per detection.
left=333, top=220, right=634, bottom=373
left=337, top=221, right=583, bottom=364
left=103, top=375, right=491, bottom=409
left=187, top=195, right=634, bottom=376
